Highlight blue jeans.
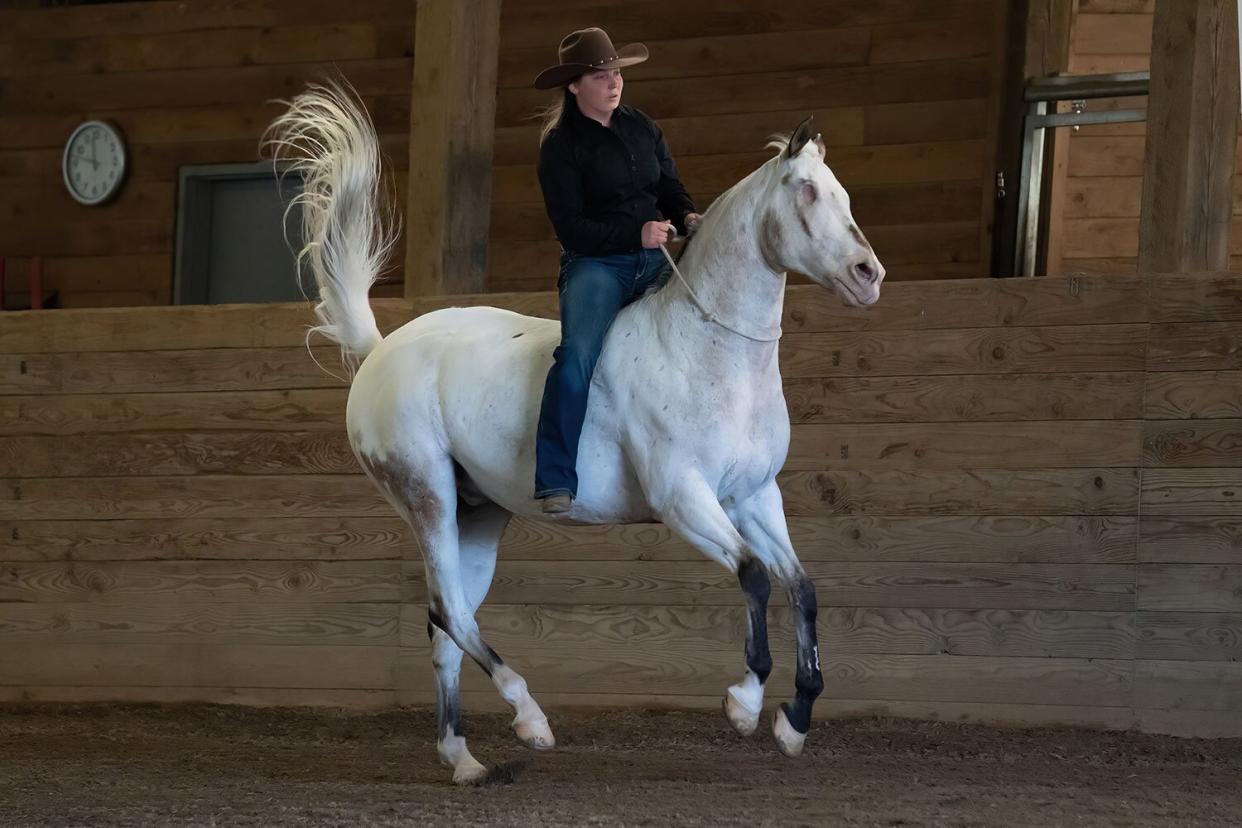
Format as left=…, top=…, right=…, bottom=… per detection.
left=534, top=249, right=672, bottom=498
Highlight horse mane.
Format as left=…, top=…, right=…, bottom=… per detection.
left=764, top=133, right=791, bottom=155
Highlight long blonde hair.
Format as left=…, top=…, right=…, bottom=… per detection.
left=537, top=85, right=577, bottom=144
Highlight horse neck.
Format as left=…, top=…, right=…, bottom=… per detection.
left=652, top=167, right=786, bottom=348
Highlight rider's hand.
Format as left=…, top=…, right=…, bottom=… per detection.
left=684, top=212, right=703, bottom=230
left=641, top=220, right=675, bottom=249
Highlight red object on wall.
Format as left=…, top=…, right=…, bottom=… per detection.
left=30, top=256, right=43, bottom=310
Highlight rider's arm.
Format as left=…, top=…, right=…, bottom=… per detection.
left=648, top=119, right=696, bottom=236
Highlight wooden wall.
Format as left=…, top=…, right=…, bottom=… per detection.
left=486, top=0, right=1006, bottom=292
left=1050, top=0, right=1242, bottom=275
left=0, top=0, right=416, bottom=309
left=0, top=0, right=1006, bottom=308
left=3, top=273, right=1240, bottom=737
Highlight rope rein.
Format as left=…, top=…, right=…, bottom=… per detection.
left=657, top=233, right=783, bottom=343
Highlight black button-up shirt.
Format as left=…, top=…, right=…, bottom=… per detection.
left=537, top=103, right=696, bottom=256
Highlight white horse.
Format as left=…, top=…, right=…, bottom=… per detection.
left=265, top=82, right=884, bottom=785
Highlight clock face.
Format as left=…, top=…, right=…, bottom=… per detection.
left=63, top=121, right=126, bottom=205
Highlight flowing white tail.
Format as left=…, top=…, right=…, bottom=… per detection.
left=261, top=80, right=398, bottom=373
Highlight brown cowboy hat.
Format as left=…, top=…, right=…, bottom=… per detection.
left=532, top=27, right=648, bottom=90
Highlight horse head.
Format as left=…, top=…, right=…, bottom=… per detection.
left=756, top=116, right=885, bottom=308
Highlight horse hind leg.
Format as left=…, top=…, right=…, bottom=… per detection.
left=359, top=451, right=553, bottom=783
left=430, top=499, right=511, bottom=785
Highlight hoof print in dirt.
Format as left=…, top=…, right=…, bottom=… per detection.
left=479, top=760, right=527, bottom=787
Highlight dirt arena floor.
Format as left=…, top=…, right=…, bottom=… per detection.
left=2, top=704, right=1239, bottom=827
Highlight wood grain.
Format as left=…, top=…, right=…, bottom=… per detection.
left=1148, top=321, right=1242, bottom=372
left=1138, top=564, right=1242, bottom=611
left=0, top=642, right=395, bottom=689
left=779, top=468, right=1139, bottom=516
left=787, top=420, right=1138, bottom=470
left=1136, top=612, right=1242, bottom=660
left=778, top=324, right=1148, bottom=378
left=0, top=475, right=390, bottom=521
left=0, top=431, right=359, bottom=477
left=785, top=373, right=1145, bottom=423
left=1134, top=659, right=1242, bottom=711
left=0, top=389, right=348, bottom=436
left=1138, top=0, right=1238, bottom=273
left=1139, top=517, right=1242, bottom=563
left=1142, top=419, right=1242, bottom=467
left=403, top=560, right=1137, bottom=611
left=2, top=517, right=409, bottom=563
left=0, top=601, right=398, bottom=646
left=0, top=560, right=398, bottom=604
left=502, top=514, right=1138, bottom=564
left=1144, top=371, right=1242, bottom=419
left=1141, top=469, right=1242, bottom=515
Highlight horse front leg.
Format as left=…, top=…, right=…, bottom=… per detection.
left=735, top=482, right=823, bottom=758
left=645, top=472, right=773, bottom=736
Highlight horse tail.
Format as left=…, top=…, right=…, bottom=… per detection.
left=262, top=78, right=398, bottom=374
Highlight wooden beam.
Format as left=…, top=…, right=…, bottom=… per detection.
left=1138, top=0, right=1240, bottom=273
left=404, top=0, right=502, bottom=298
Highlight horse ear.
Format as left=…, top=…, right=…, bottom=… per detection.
left=786, top=116, right=815, bottom=159
left=813, top=132, right=826, bottom=160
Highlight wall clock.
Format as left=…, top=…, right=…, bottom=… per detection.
left=62, top=120, right=127, bottom=205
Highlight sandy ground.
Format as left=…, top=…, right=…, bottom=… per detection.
left=1, top=704, right=1239, bottom=827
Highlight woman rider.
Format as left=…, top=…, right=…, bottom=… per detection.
left=532, top=27, right=701, bottom=514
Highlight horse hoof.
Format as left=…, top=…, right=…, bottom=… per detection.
left=451, top=756, right=489, bottom=786
left=724, top=688, right=760, bottom=736
left=514, top=715, right=556, bottom=750
left=773, top=707, right=806, bottom=758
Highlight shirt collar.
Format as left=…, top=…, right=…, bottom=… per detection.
left=567, top=102, right=633, bottom=135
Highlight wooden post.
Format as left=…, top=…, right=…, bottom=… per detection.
left=1138, top=0, right=1240, bottom=273
left=405, top=0, right=502, bottom=299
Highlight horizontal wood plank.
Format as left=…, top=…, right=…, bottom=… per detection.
left=1136, top=612, right=1242, bottom=661
left=1143, top=420, right=1242, bottom=467
left=0, top=431, right=359, bottom=477
left=0, top=642, right=395, bottom=689
left=786, top=373, right=1145, bottom=423
left=779, top=468, right=1139, bottom=516
left=1133, top=660, right=1242, bottom=711
left=421, top=650, right=1134, bottom=707
left=404, top=561, right=1137, bottom=611
left=0, top=685, right=396, bottom=708
left=1141, top=469, right=1242, bottom=515
left=11, top=274, right=1236, bottom=355
left=0, top=469, right=1139, bottom=521
left=1148, top=321, right=1242, bottom=372
left=495, top=58, right=993, bottom=125
left=0, top=560, right=398, bottom=604
left=406, top=603, right=1133, bottom=661
left=1139, top=517, right=1242, bottom=564
left=0, top=389, right=348, bottom=436
left=0, top=601, right=398, bottom=646
left=1144, top=371, right=1242, bottom=419
left=2, top=514, right=1135, bottom=565
left=1138, top=565, right=1242, bottom=612
left=787, top=421, right=1139, bottom=470
left=778, top=325, right=1148, bottom=378
left=2, top=517, right=409, bottom=562
left=0, top=475, right=390, bottom=521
